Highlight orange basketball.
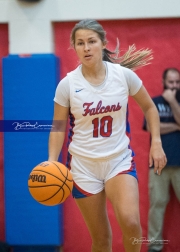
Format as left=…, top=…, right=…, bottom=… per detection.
left=28, top=161, right=73, bottom=206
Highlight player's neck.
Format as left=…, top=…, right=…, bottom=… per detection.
left=81, top=62, right=106, bottom=85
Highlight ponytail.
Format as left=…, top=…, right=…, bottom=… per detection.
left=103, top=39, right=153, bottom=71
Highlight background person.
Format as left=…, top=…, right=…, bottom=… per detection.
left=48, top=19, right=167, bottom=252
left=144, top=68, right=180, bottom=252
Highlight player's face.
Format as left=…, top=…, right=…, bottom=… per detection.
left=74, top=29, right=106, bottom=67
left=164, top=71, right=180, bottom=90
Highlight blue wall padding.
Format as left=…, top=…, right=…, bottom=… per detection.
left=2, top=54, right=63, bottom=246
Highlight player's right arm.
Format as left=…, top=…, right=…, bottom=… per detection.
left=48, top=102, right=69, bottom=161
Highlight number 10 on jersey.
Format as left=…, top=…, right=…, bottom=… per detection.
left=92, top=116, right=113, bottom=137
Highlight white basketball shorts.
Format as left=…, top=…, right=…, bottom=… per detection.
left=68, top=148, right=138, bottom=198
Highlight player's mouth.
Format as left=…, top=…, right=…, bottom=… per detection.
left=84, top=54, right=92, bottom=59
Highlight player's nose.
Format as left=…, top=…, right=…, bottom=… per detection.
left=84, top=42, right=90, bottom=51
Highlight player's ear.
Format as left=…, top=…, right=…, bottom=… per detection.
left=102, top=42, right=106, bottom=49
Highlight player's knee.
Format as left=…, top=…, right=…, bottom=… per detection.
left=122, top=217, right=142, bottom=237
left=92, top=232, right=112, bottom=251
left=92, top=240, right=112, bottom=252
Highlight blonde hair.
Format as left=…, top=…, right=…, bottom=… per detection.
left=70, top=19, right=153, bottom=71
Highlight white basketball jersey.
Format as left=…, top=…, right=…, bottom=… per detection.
left=67, top=62, right=134, bottom=160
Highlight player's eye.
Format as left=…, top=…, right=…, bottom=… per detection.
left=89, top=40, right=96, bottom=44
left=77, top=41, right=84, bottom=46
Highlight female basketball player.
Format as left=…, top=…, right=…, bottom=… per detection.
left=48, top=19, right=167, bottom=252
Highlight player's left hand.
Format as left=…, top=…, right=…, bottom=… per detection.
left=149, top=141, right=167, bottom=175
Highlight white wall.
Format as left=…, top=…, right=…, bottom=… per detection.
left=0, top=0, right=180, bottom=54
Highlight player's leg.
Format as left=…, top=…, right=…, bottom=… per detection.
left=75, top=190, right=112, bottom=252
left=70, top=155, right=112, bottom=252
left=171, top=166, right=180, bottom=202
left=105, top=174, right=142, bottom=252
left=147, top=168, right=170, bottom=251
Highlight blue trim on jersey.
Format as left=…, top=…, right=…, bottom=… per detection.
left=67, top=111, right=75, bottom=148
left=126, top=105, right=135, bottom=157
left=66, top=152, right=71, bottom=169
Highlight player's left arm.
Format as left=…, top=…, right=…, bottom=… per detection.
left=132, top=85, right=167, bottom=175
